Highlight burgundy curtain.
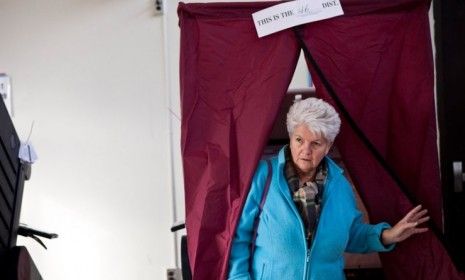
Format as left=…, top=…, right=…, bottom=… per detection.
left=178, top=1, right=464, bottom=280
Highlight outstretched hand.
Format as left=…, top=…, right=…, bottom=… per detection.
left=381, top=205, right=430, bottom=246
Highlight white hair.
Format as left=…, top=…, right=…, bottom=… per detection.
left=286, top=97, right=341, bottom=143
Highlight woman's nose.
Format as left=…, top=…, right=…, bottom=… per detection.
left=302, top=143, right=312, bottom=155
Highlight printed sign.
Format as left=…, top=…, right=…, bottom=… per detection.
left=252, top=0, right=344, bottom=38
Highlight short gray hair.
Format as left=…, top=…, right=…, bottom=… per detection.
left=286, top=97, right=341, bottom=143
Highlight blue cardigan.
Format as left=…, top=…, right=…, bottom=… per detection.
left=228, top=147, right=394, bottom=280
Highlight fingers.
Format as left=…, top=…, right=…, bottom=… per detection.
left=410, top=209, right=428, bottom=223
left=415, top=216, right=430, bottom=225
left=396, top=219, right=428, bottom=236
left=402, top=205, right=423, bottom=222
left=392, top=205, right=431, bottom=243
left=403, top=205, right=431, bottom=224
left=414, top=227, right=428, bottom=234
left=403, top=215, right=430, bottom=230
left=396, top=226, right=429, bottom=242
left=403, top=221, right=420, bottom=230
left=399, top=221, right=428, bottom=240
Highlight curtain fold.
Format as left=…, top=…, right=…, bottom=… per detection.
left=179, top=4, right=300, bottom=279
left=178, top=1, right=464, bottom=279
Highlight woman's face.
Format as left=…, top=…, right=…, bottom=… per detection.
left=289, top=124, right=331, bottom=178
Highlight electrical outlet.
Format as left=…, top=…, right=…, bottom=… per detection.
left=155, top=0, right=163, bottom=15
left=166, top=268, right=182, bottom=280
left=0, top=73, right=12, bottom=116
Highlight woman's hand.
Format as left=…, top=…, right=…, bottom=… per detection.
left=381, top=205, right=430, bottom=246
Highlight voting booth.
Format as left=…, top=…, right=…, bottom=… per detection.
left=177, top=1, right=464, bottom=279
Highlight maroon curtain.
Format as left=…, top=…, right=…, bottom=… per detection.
left=298, top=3, right=461, bottom=279
left=178, top=1, right=464, bottom=280
left=179, top=3, right=300, bottom=279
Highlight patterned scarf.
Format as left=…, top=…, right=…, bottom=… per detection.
left=284, top=145, right=327, bottom=248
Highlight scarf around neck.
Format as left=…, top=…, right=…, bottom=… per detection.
left=284, top=145, right=328, bottom=247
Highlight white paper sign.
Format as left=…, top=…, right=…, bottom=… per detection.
left=295, top=0, right=323, bottom=16
left=252, top=0, right=344, bottom=38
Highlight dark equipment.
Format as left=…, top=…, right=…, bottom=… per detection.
left=0, top=100, right=57, bottom=279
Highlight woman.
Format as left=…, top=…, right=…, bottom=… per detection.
left=228, top=97, right=429, bottom=280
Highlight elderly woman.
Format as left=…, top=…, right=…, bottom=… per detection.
left=228, top=97, right=429, bottom=280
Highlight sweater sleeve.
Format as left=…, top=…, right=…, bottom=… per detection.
left=228, top=161, right=268, bottom=280
left=346, top=211, right=395, bottom=253
left=342, top=177, right=395, bottom=253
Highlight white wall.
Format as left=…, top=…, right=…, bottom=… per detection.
left=0, top=1, right=174, bottom=279
left=0, top=0, right=325, bottom=278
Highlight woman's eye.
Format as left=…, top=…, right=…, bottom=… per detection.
left=311, top=142, right=321, bottom=148
left=296, top=137, right=303, bottom=143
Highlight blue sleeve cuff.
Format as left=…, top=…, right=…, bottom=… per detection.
left=372, top=222, right=395, bottom=252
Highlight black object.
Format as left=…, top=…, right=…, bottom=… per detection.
left=155, top=0, right=163, bottom=12
left=344, top=268, right=385, bottom=280
left=181, top=235, right=192, bottom=280
left=0, top=246, right=43, bottom=280
left=1, top=91, right=56, bottom=279
left=434, top=0, right=465, bottom=272
left=170, top=221, right=186, bottom=232
left=171, top=223, right=192, bottom=280
left=0, top=98, right=27, bottom=250
left=18, top=224, right=58, bottom=250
